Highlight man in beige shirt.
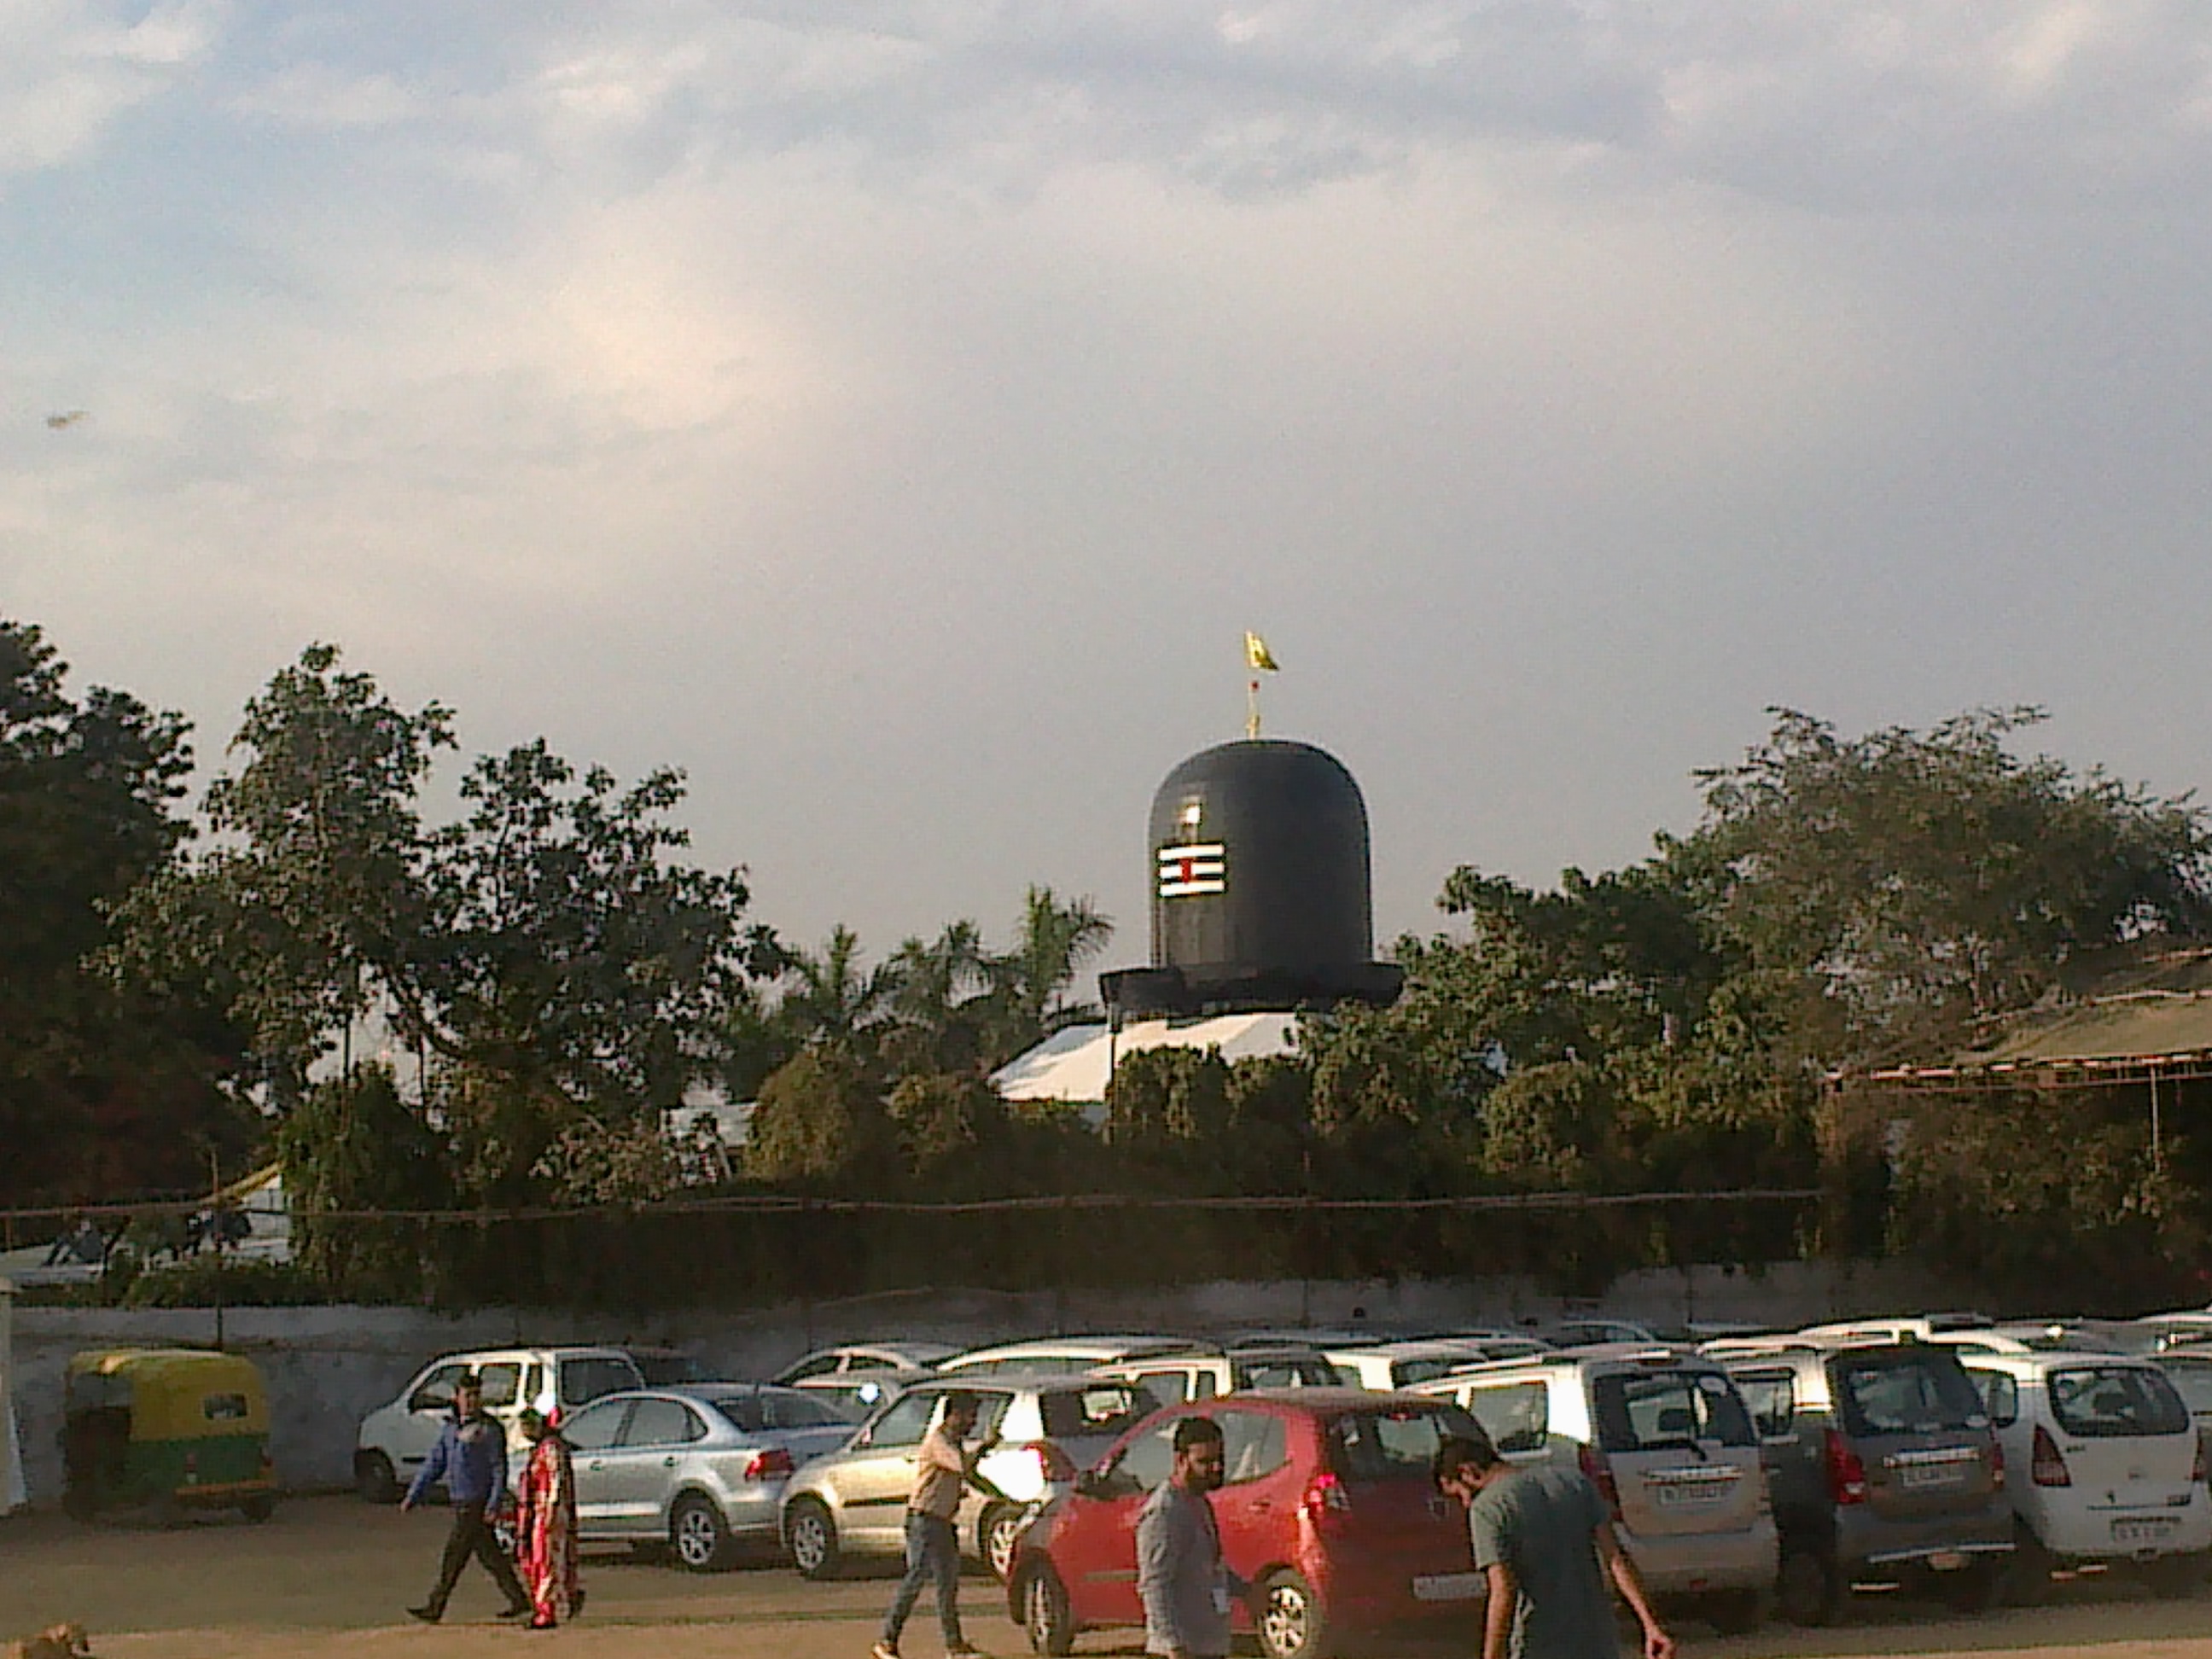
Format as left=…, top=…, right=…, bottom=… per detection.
left=876, top=1393, right=998, bottom=1659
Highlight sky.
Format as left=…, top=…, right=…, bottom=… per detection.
left=6, top=1, right=2212, bottom=972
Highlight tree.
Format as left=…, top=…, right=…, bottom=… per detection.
left=774, top=926, right=900, bottom=1055
left=275, top=1067, right=447, bottom=1299
left=745, top=1045, right=897, bottom=1185
left=987, top=887, right=1113, bottom=1055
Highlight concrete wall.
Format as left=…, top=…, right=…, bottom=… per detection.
left=5, top=1258, right=1962, bottom=1507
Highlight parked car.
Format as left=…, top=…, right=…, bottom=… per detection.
left=2157, top=1347, right=2212, bottom=1443
left=1543, top=1320, right=1662, bottom=1348
left=783, top=1374, right=1156, bottom=1581
left=1720, top=1340, right=2012, bottom=1624
left=561, top=1384, right=855, bottom=1570
left=1327, top=1340, right=1545, bottom=1392
left=1795, top=1315, right=1995, bottom=1345
left=354, top=1347, right=644, bottom=1503
left=792, top=1366, right=936, bottom=1422
left=627, top=1347, right=713, bottom=1386
left=1093, top=1345, right=1345, bottom=1404
left=1007, top=1389, right=1491, bottom=1659
left=774, top=1342, right=957, bottom=1385
left=1986, top=1320, right=2144, bottom=1355
left=1412, top=1348, right=1774, bottom=1633
left=938, top=1336, right=1191, bottom=1378
left=1962, top=1353, right=2209, bottom=1599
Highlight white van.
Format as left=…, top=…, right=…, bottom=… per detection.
left=1962, top=1353, right=2211, bottom=1598
left=354, top=1347, right=643, bottom=1503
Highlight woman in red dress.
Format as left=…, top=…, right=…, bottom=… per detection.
left=515, top=1408, right=582, bottom=1630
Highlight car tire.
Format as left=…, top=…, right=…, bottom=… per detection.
left=1703, top=1589, right=1763, bottom=1635
left=1256, top=1569, right=1329, bottom=1659
left=786, top=1498, right=841, bottom=1581
left=983, top=1504, right=1026, bottom=1582
left=672, top=1493, right=736, bottom=1573
left=355, top=1452, right=399, bottom=1505
left=1933, top=1559, right=2000, bottom=1615
left=1776, top=1545, right=1842, bottom=1627
left=1020, top=1564, right=1075, bottom=1658
left=2145, top=1551, right=2209, bottom=1600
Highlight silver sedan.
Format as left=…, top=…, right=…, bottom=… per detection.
left=562, top=1384, right=856, bottom=1571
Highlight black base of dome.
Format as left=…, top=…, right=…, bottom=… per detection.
left=1100, top=963, right=1404, bottom=1019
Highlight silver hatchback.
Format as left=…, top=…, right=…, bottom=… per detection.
left=562, top=1385, right=856, bottom=1571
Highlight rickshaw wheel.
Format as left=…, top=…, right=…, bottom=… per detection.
left=242, top=1495, right=276, bottom=1523
left=151, top=1490, right=184, bottom=1530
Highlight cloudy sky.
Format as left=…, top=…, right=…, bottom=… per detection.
left=5, top=1, right=2212, bottom=968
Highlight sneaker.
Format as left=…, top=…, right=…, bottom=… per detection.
left=407, top=1606, right=442, bottom=1625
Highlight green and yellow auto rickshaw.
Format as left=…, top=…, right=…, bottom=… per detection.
left=62, top=1348, right=276, bottom=1523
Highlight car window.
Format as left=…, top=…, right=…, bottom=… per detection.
left=1041, top=1385, right=1150, bottom=1440
left=561, top=1357, right=643, bottom=1408
left=1462, top=1382, right=1551, bottom=1457
left=1592, top=1371, right=1755, bottom=1452
left=1220, top=1411, right=1289, bottom=1485
left=848, top=1354, right=895, bottom=1372
left=783, top=1355, right=840, bottom=1382
left=2051, top=1367, right=2191, bottom=1438
left=1237, top=1358, right=1336, bottom=1390
left=475, top=1363, right=524, bottom=1410
left=1969, top=1371, right=2019, bottom=1428
left=1193, top=1373, right=1220, bottom=1400
left=713, top=1393, right=768, bottom=1432
left=867, top=1392, right=940, bottom=1448
left=410, top=1363, right=469, bottom=1413
left=2159, top=1359, right=2212, bottom=1416
left=1735, top=1371, right=1796, bottom=1438
left=1134, top=1371, right=1192, bottom=1406
left=622, top=1399, right=705, bottom=1447
left=1101, top=1420, right=1179, bottom=1496
left=1330, top=1405, right=1486, bottom=1481
left=1836, top=1356, right=1984, bottom=1435
left=1391, top=1358, right=1462, bottom=1388
left=564, top=1400, right=632, bottom=1451
left=763, top=1390, right=849, bottom=1430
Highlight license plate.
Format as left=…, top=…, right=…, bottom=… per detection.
left=1924, top=1551, right=1967, bottom=1573
left=1653, top=1483, right=1723, bottom=1508
left=1899, top=1464, right=1964, bottom=1490
left=2115, top=1518, right=2180, bottom=1546
left=1412, top=1574, right=1486, bottom=1603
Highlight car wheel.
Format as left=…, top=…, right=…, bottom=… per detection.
left=786, top=1498, right=841, bottom=1580
left=2145, top=1551, right=2208, bottom=1600
left=672, top=1493, right=735, bottom=1573
left=1021, top=1565, right=1075, bottom=1657
left=1933, top=1559, right=2000, bottom=1615
left=1776, top=1545, right=1842, bottom=1627
left=1256, top=1569, right=1328, bottom=1659
left=355, top=1452, right=399, bottom=1505
left=983, top=1504, right=1026, bottom=1581
left=1703, top=1589, right=1762, bottom=1636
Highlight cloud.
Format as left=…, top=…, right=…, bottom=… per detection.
left=0, top=0, right=219, bottom=177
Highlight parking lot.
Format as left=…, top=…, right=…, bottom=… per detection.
left=9, top=1498, right=2212, bottom=1659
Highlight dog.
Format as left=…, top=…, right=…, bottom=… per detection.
left=9, top=1624, right=90, bottom=1659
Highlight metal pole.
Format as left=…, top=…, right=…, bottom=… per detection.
left=2151, top=1066, right=2165, bottom=1179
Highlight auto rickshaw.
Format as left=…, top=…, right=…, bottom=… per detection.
left=62, top=1348, right=276, bottom=1523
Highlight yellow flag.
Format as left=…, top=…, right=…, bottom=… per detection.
left=1244, top=631, right=1280, bottom=672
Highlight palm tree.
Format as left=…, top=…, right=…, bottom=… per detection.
left=778, top=925, right=900, bottom=1049
left=883, top=921, right=993, bottom=1074
left=991, top=887, right=1114, bottom=1054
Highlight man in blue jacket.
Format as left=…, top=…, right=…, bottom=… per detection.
left=402, top=1373, right=531, bottom=1624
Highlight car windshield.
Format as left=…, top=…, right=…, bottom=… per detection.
left=2050, top=1367, right=2191, bottom=1438
left=1234, top=1357, right=1342, bottom=1389
left=1040, top=1385, right=1151, bottom=1440
left=1836, top=1355, right=1985, bottom=1435
left=1592, top=1370, right=1755, bottom=1452
left=1330, top=1404, right=1484, bottom=1482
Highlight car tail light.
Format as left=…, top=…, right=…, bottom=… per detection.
left=2032, top=1425, right=2071, bottom=1488
left=1578, top=1444, right=1621, bottom=1517
left=1989, top=1438, right=2005, bottom=1492
left=2194, top=1435, right=2209, bottom=1487
left=1823, top=1429, right=1867, bottom=1506
left=746, top=1447, right=796, bottom=1482
left=1301, top=1470, right=1352, bottom=1520
left=1029, top=1441, right=1078, bottom=1483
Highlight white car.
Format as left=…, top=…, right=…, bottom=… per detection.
left=936, top=1336, right=1189, bottom=1378
left=1963, top=1352, right=2211, bottom=1598
left=774, top=1342, right=956, bottom=1385
left=354, top=1347, right=644, bottom=1503
left=1325, top=1338, right=1546, bottom=1390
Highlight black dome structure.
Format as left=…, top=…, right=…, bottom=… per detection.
left=1100, top=739, right=1403, bottom=1019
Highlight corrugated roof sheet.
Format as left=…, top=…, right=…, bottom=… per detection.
left=990, top=1012, right=1301, bottom=1106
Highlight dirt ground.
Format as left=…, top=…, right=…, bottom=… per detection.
left=9, top=1499, right=2212, bottom=1659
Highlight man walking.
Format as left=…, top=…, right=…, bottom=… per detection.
left=1138, top=1417, right=1248, bottom=1659
left=1434, top=1432, right=1674, bottom=1659
left=875, top=1392, right=998, bottom=1659
left=402, top=1374, right=531, bottom=1625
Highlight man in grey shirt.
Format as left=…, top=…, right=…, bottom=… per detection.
left=1138, top=1417, right=1249, bottom=1659
left=1435, top=1432, right=1674, bottom=1659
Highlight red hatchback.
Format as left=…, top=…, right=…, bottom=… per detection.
left=1005, top=1390, right=1487, bottom=1659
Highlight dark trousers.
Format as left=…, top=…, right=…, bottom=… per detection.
left=882, top=1511, right=963, bottom=1649
left=427, top=1499, right=528, bottom=1615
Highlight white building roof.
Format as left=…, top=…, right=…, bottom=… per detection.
left=990, top=1012, right=1302, bottom=1108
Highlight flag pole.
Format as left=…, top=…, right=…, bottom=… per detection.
left=1247, top=677, right=1260, bottom=740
